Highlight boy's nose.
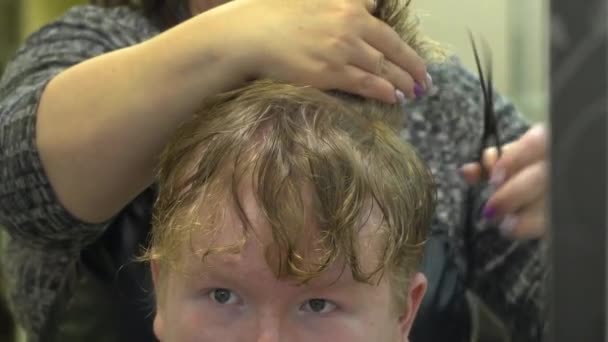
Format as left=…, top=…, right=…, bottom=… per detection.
left=255, top=313, right=282, bottom=342
left=256, top=329, right=280, bottom=342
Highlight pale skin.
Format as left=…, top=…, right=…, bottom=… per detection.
left=35, top=0, right=548, bottom=238
left=151, top=185, right=427, bottom=342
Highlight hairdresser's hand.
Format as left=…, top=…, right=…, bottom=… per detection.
left=461, top=125, right=548, bottom=240
left=224, top=0, right=429, bottom=103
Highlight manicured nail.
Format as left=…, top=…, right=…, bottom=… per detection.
left=414, top=82, right=425, bottom=98
left=482, top=205, right=497, bottom=220
left=425, top=73, right=434, bottom=89
left=395, top=89, right=407, bottom=105
left=426, top=74, right=439, bottom=96
left=490, top=167, right=506, bottom=187
left=499, top=215, right=518, bottom=237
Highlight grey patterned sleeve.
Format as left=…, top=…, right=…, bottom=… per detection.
left=0, top=7, right=159, bottom=336
left=460, top=68, right=547, bottom=341
left=0, top=5, right=152, bottom=249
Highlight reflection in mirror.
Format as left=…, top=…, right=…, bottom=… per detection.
left=0, top=1, right=552, bottom=342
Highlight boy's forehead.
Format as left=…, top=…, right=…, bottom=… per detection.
left=183, top=183, right=386, bottom=278
left=185, top=244, right=358, bottom=288
left=192, top=180, right=385, bottom=246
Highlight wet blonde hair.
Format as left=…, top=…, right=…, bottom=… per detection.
left=146, top=0, right=440, bottom=310
left=146, top=81, right=436, bottom=309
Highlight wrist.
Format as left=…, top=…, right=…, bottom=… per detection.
left=185, top=3, right=268, bottom=80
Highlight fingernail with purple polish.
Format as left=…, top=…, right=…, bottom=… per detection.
left=395, top=89, right=407, bottom=105
left=500, top=215, right=518, bottom=237
left=414, top=82, right=425, bottom=98
left=482, top=205, right=497, bottom=220
left=426, top=73, right=439, bottom=96
left=426, top=73, right=434, bottom=89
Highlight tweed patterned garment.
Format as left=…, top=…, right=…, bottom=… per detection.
left=0, top=5, right=545, bottom=342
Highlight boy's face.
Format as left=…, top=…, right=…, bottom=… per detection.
left=152, top=186, right=427, bottom=342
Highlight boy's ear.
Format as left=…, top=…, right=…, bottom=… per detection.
left=398, top=272, right=428, bottom=341
left=150, top=261, right=165, bottom=341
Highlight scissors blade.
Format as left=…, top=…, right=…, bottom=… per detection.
left=481, top=38, right=502, bottom=157
left=468, top=31, right=489, bottom=106
left=469, top=31, right=503, bottom=165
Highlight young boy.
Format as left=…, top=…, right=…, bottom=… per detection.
left=146, top=81, right=437, bottom=341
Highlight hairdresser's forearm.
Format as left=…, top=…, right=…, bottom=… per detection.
left=36, top=18, right=252, bottom=224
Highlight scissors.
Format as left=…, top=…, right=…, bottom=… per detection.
left=469, top=31, right=503, bottom=174
left=464, top=32, right=505, bottom=284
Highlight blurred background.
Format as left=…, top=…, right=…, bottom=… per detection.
left=0, top=0, right=549, bottom=121
left=418, top=0, right=548, bottom=121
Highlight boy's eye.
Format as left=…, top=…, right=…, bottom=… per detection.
left=301, top=299, right=337, bottom=314
left=209, top=288, right=240, bottom=305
